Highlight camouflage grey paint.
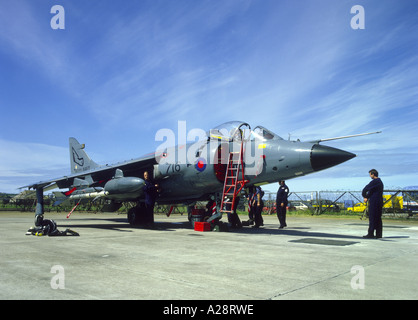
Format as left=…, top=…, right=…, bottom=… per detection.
left=23, top=122, right=360, bottom=208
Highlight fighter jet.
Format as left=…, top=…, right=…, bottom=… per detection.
left=22, top=121, right=379, bottom=225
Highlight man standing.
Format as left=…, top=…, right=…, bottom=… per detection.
left=276, top=180, right=289, bottom=229
left=143, top=171, right=159, bottom=224
left=252, top=186, right=264, bottom=228
left=362, top=169, right=384, bottom=239
left=247, top=186, right=256, bottom=225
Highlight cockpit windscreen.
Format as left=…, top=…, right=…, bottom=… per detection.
left=251, top=126, right=283, bottom=141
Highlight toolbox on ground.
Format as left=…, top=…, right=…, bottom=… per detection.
left=194, top=221, right=211, bottom=232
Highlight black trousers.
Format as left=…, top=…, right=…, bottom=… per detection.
left=248, top=207, right=254, bottom=220
left=144, top=203, right=155, bottom=224
left=368, top=204, right=382, bottom=237
left=254, top=202, right=264, bottom=226
left=277, top=203, right=287, bottom=227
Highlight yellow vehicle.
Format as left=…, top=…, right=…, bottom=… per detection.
left=311, top=200, right=340, bottom=212
left=382, top=195, right=403, bottom=210
left=347, top=202, right=367, bottom=212
left=347, top=195, right=404, bottom=213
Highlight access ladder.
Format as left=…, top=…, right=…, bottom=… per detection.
left=219, top=140, right=249, bottom=214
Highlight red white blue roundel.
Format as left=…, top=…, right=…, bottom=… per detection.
left=195, top=158, right=207, bottom=172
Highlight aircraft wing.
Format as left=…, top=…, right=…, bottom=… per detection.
left=21, top=153, right=158, bottom=190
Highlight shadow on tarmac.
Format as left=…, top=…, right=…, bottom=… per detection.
left=62, top=217, right=191, bottom=233
left=58, top=217, right=412, bottom=241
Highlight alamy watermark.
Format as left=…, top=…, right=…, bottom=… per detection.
left=350, top=265, right=365, bottom=290
left=50, top=265, right=65, bottom=289
left=154, top=121, right=264, bottom=175
left=49, top=5, right=366, bottom=32
left=50, top=5, right=65, bottom=30
left=351, top=5, right=365, bottom=30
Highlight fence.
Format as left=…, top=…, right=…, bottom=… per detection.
left=262, top=189, right=418, bottom=217
left=2, top=189, right=417, bottom=217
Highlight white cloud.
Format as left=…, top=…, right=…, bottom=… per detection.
left=0, top=139, right=68, bottom=192
left=0, top=139, right=67, bottom=169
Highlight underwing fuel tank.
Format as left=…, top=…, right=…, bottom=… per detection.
left=104, top=177, right=145, bottom=196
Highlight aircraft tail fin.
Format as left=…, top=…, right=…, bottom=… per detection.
left=69, top=137, right=99, bottom=174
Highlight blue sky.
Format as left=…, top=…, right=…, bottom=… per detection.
left=0, top=0, right=417, bottom=193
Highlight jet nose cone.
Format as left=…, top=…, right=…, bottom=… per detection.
left=310, top=144, right=356, bottom=172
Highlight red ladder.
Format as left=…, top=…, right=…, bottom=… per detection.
left=220, top=141, right=249, bottom=214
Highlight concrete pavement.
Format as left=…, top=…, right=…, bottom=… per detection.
left=1, top=211, right=417, bottom=300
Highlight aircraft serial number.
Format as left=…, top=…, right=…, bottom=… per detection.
left=166, top=164, right=181, bottom=174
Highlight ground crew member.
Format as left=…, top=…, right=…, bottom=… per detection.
left=362, top=169, right=384, bottom=239
left=276, top=180, right=289, bottom=229
left=143, top=171, right=159, bottom=224
left=252, top=186, right=264, bottom=228
left=247, top=186, right=255, bottom=225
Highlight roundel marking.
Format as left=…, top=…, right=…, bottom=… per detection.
left=195, top=158, right=207, bottom=172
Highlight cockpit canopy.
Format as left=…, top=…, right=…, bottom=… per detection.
left=207, top=121, right=283, bottom=141
left=208, top=121, right=251, bottom=141
left=251, top=126, right=284, bottom=141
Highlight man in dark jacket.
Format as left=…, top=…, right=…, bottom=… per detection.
left=276, top=180, right=289, bottom=229
left=143, top=171, right=159, bottom=224
left=247, top=186, right=255, bottom=225
left=252, top=186, right=264, bottom=228
left=362, top=169, right=384, bottom=239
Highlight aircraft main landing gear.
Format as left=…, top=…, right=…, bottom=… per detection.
left=127, top=203, right=154, bottom=226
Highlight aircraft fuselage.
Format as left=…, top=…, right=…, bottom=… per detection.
left=153, top=137, right=354, bottom=203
